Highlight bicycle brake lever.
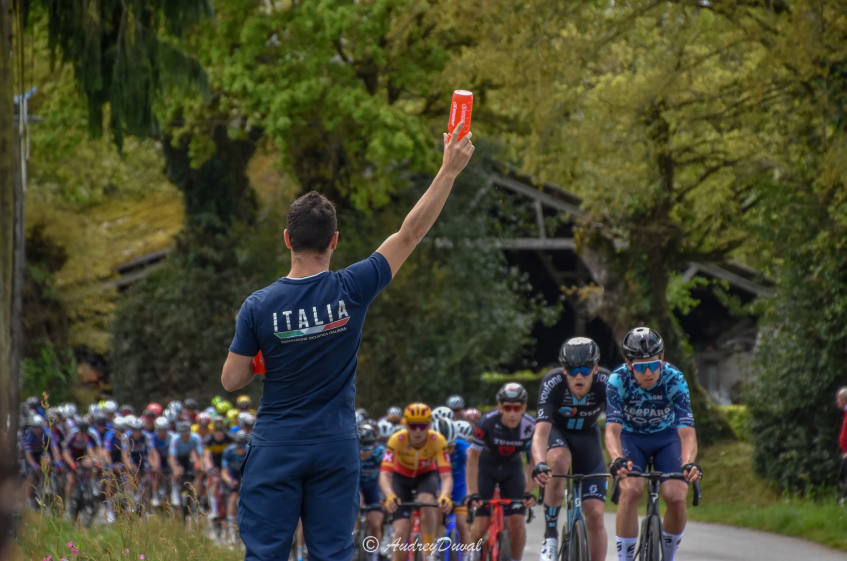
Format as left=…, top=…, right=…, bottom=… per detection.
left=610, top=477, right=621, bottom=505
left=692, top=480, right=701, bottom=507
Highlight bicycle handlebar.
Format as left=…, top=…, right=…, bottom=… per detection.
left=395, top=501, right=441, bottom=508
left=610, top=472, right=702, bottom=507
left=467, top=500, right=534, bottom=525
left=359, top=503, right=383, bottom=512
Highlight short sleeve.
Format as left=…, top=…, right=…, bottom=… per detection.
left=594, top=368, right=610, bottom=402
left=536, top=369, right=564, bottom=424
left=668, top=369, right=695, bottom=429
left=339, top=253, right=393, bottom=306
left=194, top=435, right=204, bottom=456
left=169, top=435, right=178, bottom=457
left=229, top=298, right=260, bottom=357
left=470, top=418, right=486, bottom=451
left=605, top=372, right=626, bottom=426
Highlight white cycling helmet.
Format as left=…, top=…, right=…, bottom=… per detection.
left=378, top=418, right=395, bottom=439
left=88, top=403, right=102, bottom=416
left=113, top=416, right=127, bottom=431
left=62, top=403, right=77, bottom=418
left=355, top=411, right=366, bottom=426
left=154, top=416, right=170, bottom=431
left=432, top=406, right=454, bottom=422
left=455, top=420, right=473, bottom=442
left=123, top=415, right=138, bottom=428
left=103, top=400, right=118, bottom=414
left=434, top=418, right=457, bottom=446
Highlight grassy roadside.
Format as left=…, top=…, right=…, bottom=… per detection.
left=600, top=441, right=847, bottom=551
left=14, top=511, right=243, bottom=561
left=687, top=441, right=847, bottom=551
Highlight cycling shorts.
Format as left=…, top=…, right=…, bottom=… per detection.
left=621, top=428, right=684, bottom=478
left=391, top=470, right=439, bottom=519
left=477, top=459, right=525, bottom=516
left=359, top=478, right=382, bottom=508
left=175, top=455, right=193, bottom=474
left=226, top=468, right=242, bottom=490
left=546, top=423, right=608, bottom=502
left=451, top=480, right=467, bottom=509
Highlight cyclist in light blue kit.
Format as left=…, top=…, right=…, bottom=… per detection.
left=358, top=423, right=385, bottom=561
left=168, top=421, right=204, bottom=508
left=605, top=328, right=702, bottom=561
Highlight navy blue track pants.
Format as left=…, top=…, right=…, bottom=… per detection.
left=238, top=438, right=360, bottom=561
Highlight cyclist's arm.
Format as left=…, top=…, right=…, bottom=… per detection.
left=678, top=427, right=698, bottom=468
left=530, top=422, right=552, bottom=468
left=377, top=470, right=394, bottom=500
left=523, top=460, right=535, bottom=494
left=204, top=449, right=215, bottom=472
left=376, top=122, right=473, bottom=277
left=25, top=450, right=38, bottom=469
left=222, top=352, right=256, bottom=393
left=604, top=422, right=625, bottom=464
left=465, top=447, right=481, bottom=496
left=148, top=448, right=161, bottom=469
left=168, top=453, right=180, bottom=473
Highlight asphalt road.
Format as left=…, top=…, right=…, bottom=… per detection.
left=522, top=512, right=847, bottom=561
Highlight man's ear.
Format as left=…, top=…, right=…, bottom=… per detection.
left=329, top=232, right=339, bottom=251
left=284, top=229, right=292, bottom=250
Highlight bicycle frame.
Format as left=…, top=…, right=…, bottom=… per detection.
left=467, top=486, right=533, bottom=561
left=541, top=472, right=610, bottom=560
left=394, top=501, right=440, bottom=561
left=611, top=468, right=702, bottom=561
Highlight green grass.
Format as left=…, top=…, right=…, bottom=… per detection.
left=598, top=440, right=847, bottom=551
left=687, top=441, right=847, bottom=551
left=16, top=512, right=244, bottom=561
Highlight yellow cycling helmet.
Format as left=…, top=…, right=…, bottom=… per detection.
left=236, top=395, right=252, bottom=409
left=404, top=403, right=432, bottom=424
left=227, top=408, right=240, bottom=425
left=216, top=400, right=232, bottom=414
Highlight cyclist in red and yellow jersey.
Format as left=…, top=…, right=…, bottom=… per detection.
left=379, top=403, right=453, bottom=561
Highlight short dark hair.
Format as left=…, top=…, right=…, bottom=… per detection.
left=286, top=191, right=337, bottom=253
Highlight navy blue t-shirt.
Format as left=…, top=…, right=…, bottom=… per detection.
left=229, top=253, right=392, bottom=446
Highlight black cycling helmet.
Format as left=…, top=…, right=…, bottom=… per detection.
left=93, top=413, right=108, bottom=426
left=446, top=395, right=465, bottom=409
left=622, top=327, right=664, bottom=360
left=559, top=337, right=600, bottom=369
left=496, top=382, right=528, bottom=404
left=183, top=398, right=198, bottom=410
left=76, top=421, right=91, bottom=433
left=358, top=423, right=378, bottom=447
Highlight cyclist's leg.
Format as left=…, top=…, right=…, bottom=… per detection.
left=390, top=472, right=418, bottom=561
left=654, top=430, right=687, bottom=561
left=414, top=471, right=440, bottom=551
left=568, top=426, right=608, bottom=561
left=239, top=445, right=301, bottom=561
left=300, top=437, right=359, bottom=561
left=616, top=432, right=647, bottom=561
left=468, top=462, right=495, bottom=546
left=542, top=426, right=571, bottom=540
left=498, top=461, right=527, bottom=561
left=361, top=478, right=384, bottom=541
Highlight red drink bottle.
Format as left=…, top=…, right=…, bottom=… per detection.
left=252, top=350, right=266, bottom=374
left=448, top=90, right=473, bottom=140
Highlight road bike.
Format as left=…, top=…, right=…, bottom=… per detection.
left=68, top=466, right=99, bottom=527
left=393, top=501, right=440, bottom=561
left=540, top=472, right=610, bottom=561
left=353, top=504, right=383, bottom=561
left=610, top=466, right=702, bottom=561
left=439, top=511, right=461, bottom=561
left=467, top=486, right=534, bottom=561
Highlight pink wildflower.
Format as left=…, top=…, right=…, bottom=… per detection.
left=72, top=549, right=78, bottom=555
left=66, top=542, right=73, bottom=549
left=43, top=556, right=52, bottom=561
left=140, top=556, right=145, bottom=560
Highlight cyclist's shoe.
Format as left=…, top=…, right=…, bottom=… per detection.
left=208, top=511, right=219, bottom=520
left=105, top=510, right=116, bottom=524
left=151, top=497, right=161, bottom=507
left=379, top=541, right=391, bottom=557
left=540, top=537, right=558, bottom=561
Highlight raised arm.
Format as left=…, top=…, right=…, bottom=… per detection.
left=377, top=121, right=475, bottom=277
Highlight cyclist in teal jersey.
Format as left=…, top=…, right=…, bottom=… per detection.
left=605, top=328, right=702, bottom=561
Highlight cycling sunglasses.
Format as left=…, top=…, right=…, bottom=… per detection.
left=499, top=404, right=524, bottom=412
left=407, top=423, right=429, bottom=431
left=631, top=360, right=662, bottom=374
left=360, top=444, right=375, bottom=452
left=566, top=366, right=593, bottom=378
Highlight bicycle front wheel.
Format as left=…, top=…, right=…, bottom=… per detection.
left=640, top=516, right=662, bottom=561
left=567, top=520, right=588, bottom=561
left=412, top=533, right=425, bottom=561
left=448, top=528, right=459, bottom=561
left=497, top=530, right=510, bottom=561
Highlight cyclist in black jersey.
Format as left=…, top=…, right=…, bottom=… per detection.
left=531, top=337, right=609, bottom=561
left=466, top=383, right=536, bottom=561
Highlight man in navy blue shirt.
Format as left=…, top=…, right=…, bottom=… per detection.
left=222, top=121, right=474, bottom=561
